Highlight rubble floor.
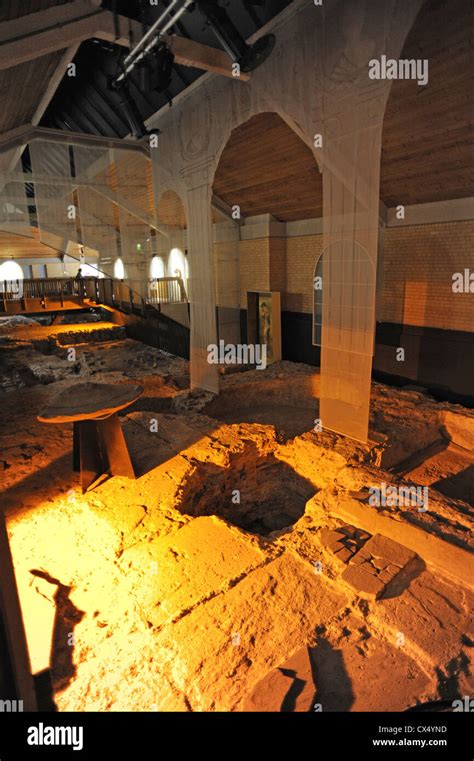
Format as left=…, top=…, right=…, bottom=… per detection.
left=0, top=322, right=473, bottom=712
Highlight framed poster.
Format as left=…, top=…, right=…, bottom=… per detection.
left=258, top=294, right=273, bottom=362
left=247, top=291, right=281, bottom=365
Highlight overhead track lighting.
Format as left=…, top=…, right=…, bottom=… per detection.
left=114, top=0, right=194, bottom=86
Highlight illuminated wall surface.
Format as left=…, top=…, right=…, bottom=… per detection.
left=0, top=0, right=425, bottom=441
left=147, top=0, right=423, bottom=438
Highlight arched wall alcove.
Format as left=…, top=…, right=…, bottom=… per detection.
left=211, top=110, right=322, bottom=348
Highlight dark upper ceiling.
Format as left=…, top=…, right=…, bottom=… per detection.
left=40, top=0, right=293, bottom=136
left=0, top=0, right=471, bottom=230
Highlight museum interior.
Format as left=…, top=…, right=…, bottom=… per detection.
left=0, top=0, right=473, bottom=714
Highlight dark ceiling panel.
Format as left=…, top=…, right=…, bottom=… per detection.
left=41, top=1, right=293, bottom=137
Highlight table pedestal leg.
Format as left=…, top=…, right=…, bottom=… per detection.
left=72, top=422, right=80, bottom=472
left=97, top=413, right=135, bottom=480
left=73, top=414, right=135, bottom=493
left=79, top=420, right=104, bottom=494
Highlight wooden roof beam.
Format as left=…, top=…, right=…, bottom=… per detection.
left=0, top=0, right=248, bottom=81
left=0, top=125, right=150, bottom=155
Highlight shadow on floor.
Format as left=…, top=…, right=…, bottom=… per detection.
left=380, top=555, right=426, bottom=600
left=29, top=569, right=85, bottom=711
left=308, top=636, right=355, bottom=712
left=435, top=650, right=472, bottom=702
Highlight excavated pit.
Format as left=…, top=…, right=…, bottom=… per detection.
left=177, top=448, right=316, bottom=535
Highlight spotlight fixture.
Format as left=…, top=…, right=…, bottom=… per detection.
left=137, top=41, right=175, bottom=93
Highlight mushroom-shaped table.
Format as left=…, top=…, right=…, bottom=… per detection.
left=38, top=382, right=143, bottom=493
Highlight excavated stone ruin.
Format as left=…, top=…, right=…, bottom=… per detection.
left=177, top=445, right=316, bottom=535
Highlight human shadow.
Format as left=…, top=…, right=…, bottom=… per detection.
left=308, top=635, right=355, bottom=712
left=435, top=651, right=472, bottom=701
left=29, top=569, right=85, bottom=710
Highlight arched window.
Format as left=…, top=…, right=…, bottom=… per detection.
left=150, top=256, right=165, bottom=279
left=313, top=241, right=376, bottom=354
left=114, top=258, right=125, bottom=279
left=168, top=247, right=187, bottom=280
left=0, top=260, right=24, bottom=281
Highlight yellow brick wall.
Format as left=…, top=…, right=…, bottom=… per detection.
left=238, top=238, right=270, bottom=307
left=213, top=240, right=240, bottom=308
left=214, top=221, right=473, bottom=333
left=381, top=221, right=474, bottom=332
left=269, top=238, right=287, bottom=292
left=285, top=234, right=323, bottom=313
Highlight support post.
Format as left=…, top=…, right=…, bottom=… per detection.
left=185, top=179, right=219, bottom=394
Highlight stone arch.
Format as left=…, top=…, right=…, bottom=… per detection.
left=210, top=107, right=321, bottom=197
left=212, top=109, right=321, bottom=219
left=212, top=110, right=322, bottom=349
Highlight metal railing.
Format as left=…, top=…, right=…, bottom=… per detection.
left=0, top=276, right=188, bottom=314
left=148, top=276, right=187, bottom=305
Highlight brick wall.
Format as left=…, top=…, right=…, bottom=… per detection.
left=269, top=238, right=287, bottom=292
left=213, top=220, right=473, bottom=334
left=213, top=240, right=240, bottom=308
left=381, top=221, right=474, bottom=332
left=238, top=238, right=270, bottom=306
left=285, top=234, right=323, bottom=313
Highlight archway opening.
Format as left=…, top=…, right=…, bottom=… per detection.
left=206, top=111, right=322, bottom=436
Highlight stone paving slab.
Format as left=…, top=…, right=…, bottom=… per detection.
left=119, top=516, right=265, bottom=627
left=153, top=552, right=348, bottom=711
left=342, top=534, right=418, bottom=599
left=320, top=524, right=371, bottom=564
left=244, top=645, right=316, bottom=712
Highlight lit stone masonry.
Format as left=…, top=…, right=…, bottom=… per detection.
left=320, top=525, right=372, bottom=564
left=341, top=535, right=420, bottom=600
left=2, top=339, right=473, bottom=711
left=120, top=517, right=265, bottom=629
left=244, top=646, right=315, bottom=712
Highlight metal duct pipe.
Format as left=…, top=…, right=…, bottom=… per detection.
left=116, top=0, right=194, bottom=83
